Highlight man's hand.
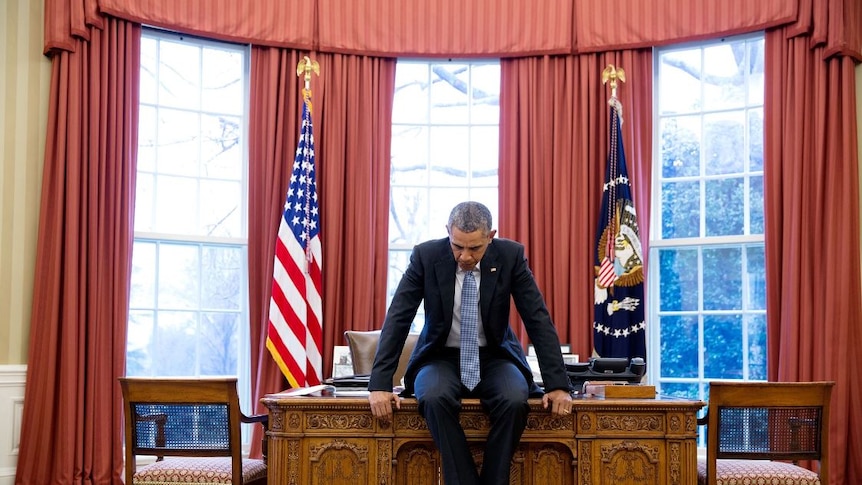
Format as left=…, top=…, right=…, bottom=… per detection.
left=369, top=390, right=401, bottom=423
left=542, top=389, right=573, bottom=416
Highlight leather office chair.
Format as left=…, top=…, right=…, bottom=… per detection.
left=344, top=329, right=418, bottom=387
left=119, top=377, right=268, bottom=485
left=697, top=381, right=834, bottom=485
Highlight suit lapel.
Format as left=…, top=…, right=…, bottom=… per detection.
left=479, top=241, right=499, bottom=324
left=435, top=242, right=457, bottom=327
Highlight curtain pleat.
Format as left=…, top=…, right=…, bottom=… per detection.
left=498, top=51, right=652, bottom=359
left=16, top=17, right=139, bottom=485
left=764, top=27, right=862, bottom=484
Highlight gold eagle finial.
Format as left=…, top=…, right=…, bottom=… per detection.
left=296, top=56, right=320, bottom=90
left=602, top=64, right=626, bottom=99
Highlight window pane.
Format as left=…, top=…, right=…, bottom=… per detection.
left=157, top=108, right=201, bottom=177
left=658, top=49, right=702, bottom=115
left=389, top=187, right=430, bottom=244
left=158, top=244, right=200, bottom=310
left=429, top=126, right=469, bottom=185
left=660, top=116, right=701, bottom=178
left=748, top=108, right=763, bottom=172
left=131, top=241, right=156, bottom=307
left=750, top=175, right=764, bottom=234
left=200, top=312, right=240, bottom=374
left=705, top=177, right=744, bottom=236
left=703, top=247, right=742, bottom=310
left=747, top=314, right=767, bottom=380
left=391, top=126, right=429, bottom=185
left=704, top=314, right=743, bottom=379
left=155, top=175, right=198, bottom=234
left=201, top=246, right=243, bottom=310
left=659, top=315, right=699, bottom=377
left=702, top=42, right=747, bottom=111
left=470, top=64, right=501, bottom=124
left=201, top=113, right=243, bottom=180
left=430, top=63, right=471, bottom=124
left=153, top=310, right=199, bottom=375
left=746, top=245, right=766, bottom=310
left=201, top=48, right=244, bottom=115
left=661, top=180, right=700, bottom=239
left=200, top=179, right=242, bottom=237
left=658, top=248, right=699, bottom=312
left=704, top=112, right=745, bottom=176
left=392, top=63, right=430, bottom=124
left=660, top=382, right=699, bottom=401
left=158, top=40, right=201, bottom=110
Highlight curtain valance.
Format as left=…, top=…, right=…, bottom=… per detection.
left=45, top=0, right=859, bottom=60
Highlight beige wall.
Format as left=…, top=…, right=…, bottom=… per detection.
left=0, top=0, right=50, bottom=365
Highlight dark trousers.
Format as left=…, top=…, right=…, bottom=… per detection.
left=413, top=348, right=530, bottom=485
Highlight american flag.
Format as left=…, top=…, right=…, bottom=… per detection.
left=593, top=97, right=646, bottom=361
left=266, top=91, right=323, bottom=388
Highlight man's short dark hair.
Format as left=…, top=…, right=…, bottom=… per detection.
left=448, top=202, right=492, bottom=234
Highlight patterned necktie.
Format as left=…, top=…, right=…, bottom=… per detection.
left=460, top=270, right=480, bottom=390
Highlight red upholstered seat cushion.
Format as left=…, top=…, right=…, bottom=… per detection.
left=697, top=458, right=821, bottom=485
left=133, top=456, right=266, bottom=485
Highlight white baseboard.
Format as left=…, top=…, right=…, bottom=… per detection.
left=0, top=365, right=26, bottom=485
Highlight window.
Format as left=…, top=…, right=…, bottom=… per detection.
left=650, top=35, right=766, bottom=412
left=389, top=60, right=501, bottom=329
left=128, top=30, right=252, bottom=417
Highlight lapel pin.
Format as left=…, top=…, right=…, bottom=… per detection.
left=490, top=267, right=497, bottom=272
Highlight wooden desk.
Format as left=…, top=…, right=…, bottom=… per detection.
left=261, top=393, right=704, bottom=485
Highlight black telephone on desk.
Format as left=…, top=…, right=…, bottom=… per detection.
left=566, top=357, right=646, bottom=391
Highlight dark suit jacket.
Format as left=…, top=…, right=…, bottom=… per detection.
left=369, top=236, right=572, bottom=396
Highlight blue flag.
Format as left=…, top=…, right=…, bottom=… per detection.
left=593, top=99, right=646, bottom=360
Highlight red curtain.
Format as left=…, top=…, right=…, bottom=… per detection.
left=764, top=27, right=862, bottom=484
left=48, top=0, right=804, bottom=56
left=247, top=47, right=396, bottom=455
left=573, top=0, right=797, bottom=52
left=16, top=17, right=139, bottom=485
left=498, top=51, right=652, bottom=360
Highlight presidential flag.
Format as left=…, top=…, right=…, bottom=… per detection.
left=266, top=89, right=323, bottom=388
left=593, top=97, right=646, bottom=360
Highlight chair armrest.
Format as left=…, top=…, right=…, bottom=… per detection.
left=242, top=413, right=269, bottom=464
left=241, top=413, right=268, bottom=425
left=134, top=412, right=168, bottom=461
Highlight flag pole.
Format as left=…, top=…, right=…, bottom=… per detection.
left=593, top=63, right=646, bottom=360
left=295, top=56, right=320, bottom=271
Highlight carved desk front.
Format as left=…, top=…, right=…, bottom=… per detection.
left=261, top=394, right=704, bottom=485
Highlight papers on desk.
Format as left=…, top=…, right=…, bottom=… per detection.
left=334, top=389, right=371, bottom=397
left=269, top=384, right=336, bottom=397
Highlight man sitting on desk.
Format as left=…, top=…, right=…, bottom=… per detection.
left=368, top=201, right=574, bottom=485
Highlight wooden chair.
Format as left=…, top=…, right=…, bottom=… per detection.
left=119, top=377, right=268, bottom=485
left=697, top=381, right=834, bottom=485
